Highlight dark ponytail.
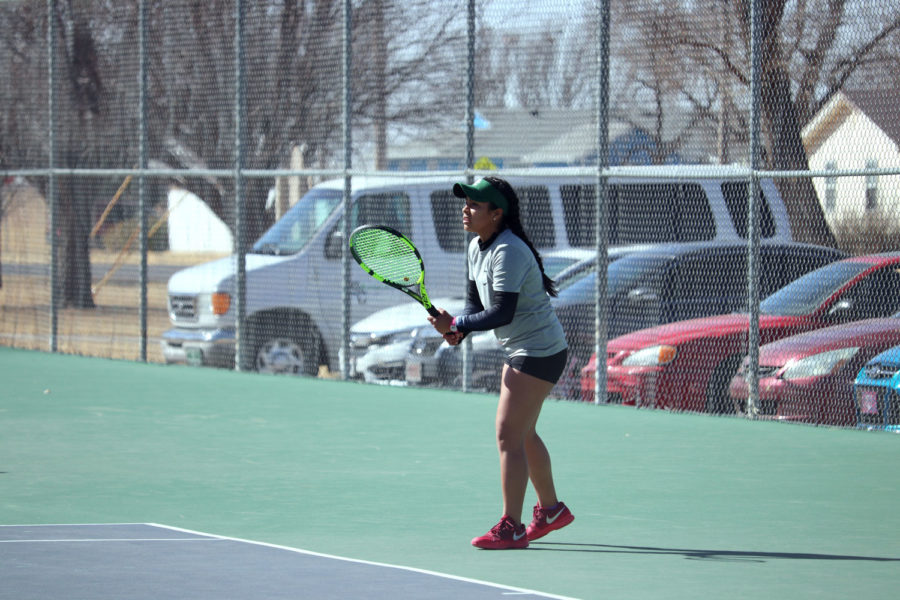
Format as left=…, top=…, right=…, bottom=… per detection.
left=483, top=176, right=559, bottom=298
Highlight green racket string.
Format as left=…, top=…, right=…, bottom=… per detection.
left=352, top=228, right=423, bottom=285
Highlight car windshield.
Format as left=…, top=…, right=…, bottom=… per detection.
left=759, top=260, right=872, bottom=316
left=555, top=254, right=670, bottom=301
left=251, top=188, right=343, bottom=255
left=543, top=255, right=583, bottom=280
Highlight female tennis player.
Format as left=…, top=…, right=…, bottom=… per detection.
left=428, top=176, right=574, bottom=550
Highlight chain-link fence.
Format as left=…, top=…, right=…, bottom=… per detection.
left=2, top=0, right=900, bottom=429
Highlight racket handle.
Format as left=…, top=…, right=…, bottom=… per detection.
left=426, top=305, right=441, bottom=318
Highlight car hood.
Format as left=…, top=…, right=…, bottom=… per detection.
left=607, top=313, right=807, bottom=351
left=351, top=297, right=464, bottom=335
left=167, top=254, right=289, bottom=294
left=758, top=317, right=900, bottom=364
left=862, top=344, right=900, bottom=368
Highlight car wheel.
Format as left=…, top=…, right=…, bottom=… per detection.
left=705, top=354, right=743, bottom=415
left=250, top=316, right=321, bottom=376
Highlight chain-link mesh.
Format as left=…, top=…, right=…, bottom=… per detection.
left=2, top=0, right=900, bottom=430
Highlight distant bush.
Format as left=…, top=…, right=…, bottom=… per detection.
left=832, top=211, right=900, bottom=255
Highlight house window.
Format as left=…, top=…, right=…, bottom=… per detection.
left=865, top=159, right=878, bottom=211
left=824, top=161, right=837, bottom=212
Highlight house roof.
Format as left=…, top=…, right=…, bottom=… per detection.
left=802, top=88, right=900, bottom=154
left=387, top=108, right=597, bottom=167
left=843, top=88, right=900, bottom=147
left=387, top=106, right=721, bottom=167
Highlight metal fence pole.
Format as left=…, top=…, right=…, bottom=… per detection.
left=47, top=0, right=59, bottom=354
left=340, top=0, right=353, bottom=380
left=746, top=0, right=763, bottom=418
left=461, top=0, right=476, bottom=394
left=593, top=0, right=610, bottom=405
left=233, top=0, right=249, bottom=372
left=138, top=0, right=149, bottom=362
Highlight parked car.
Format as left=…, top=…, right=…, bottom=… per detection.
left=162, top=166, right=800, bottom=376
left=348, top=297, right=464, bottom=384
left=561, top=241, right=847, bottom=392
left=405, top=244, right=655, bottom=393
left=350, top=249, right=595, bottom=385
left=727, top=315, right=900, bottom=426
left=580, top=250, right=900, bottom=410
left=853, top=344, right=900, bottom=432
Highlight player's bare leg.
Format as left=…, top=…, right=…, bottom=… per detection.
left=495, top=364, right=556, bottom=524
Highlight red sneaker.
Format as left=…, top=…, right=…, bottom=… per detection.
left=471, top=515, right=529, bottom=550
left=526, top=502, right=574, bottom=541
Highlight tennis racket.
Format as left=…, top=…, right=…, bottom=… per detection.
left=349, top=225, right=440, bottom=317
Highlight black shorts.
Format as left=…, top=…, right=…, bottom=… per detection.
left=505, top=348, right=568, bottom=384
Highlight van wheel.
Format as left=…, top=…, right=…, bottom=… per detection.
left=250, top=317, right=320, bottom=376
left=705, top=354, right=742, bottom=414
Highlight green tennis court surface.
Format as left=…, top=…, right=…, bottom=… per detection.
left=2, top=346, right=899, bottom=599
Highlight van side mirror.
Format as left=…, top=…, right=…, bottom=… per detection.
left=325, top=229, right=344, bottom=259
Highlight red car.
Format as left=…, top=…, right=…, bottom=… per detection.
left=727, top=316, right=900, bottom=426
left=581, top=253, right=900, bottom=411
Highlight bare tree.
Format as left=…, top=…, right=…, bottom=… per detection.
left=621, top=0, right=899, bottom=247
left=0, top=0, right=469, bottom=305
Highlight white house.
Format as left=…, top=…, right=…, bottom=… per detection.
left=166, top=186, right=233, bottom=253
left=802, top=89, right=900, bottom=226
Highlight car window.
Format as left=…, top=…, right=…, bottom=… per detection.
left=760, top=260, right=874, bottom=316
left=350, top=191, right=412, bottom=234
left=835, top=266, right=900, bottom=320
left=561, top=184, right=596, bottom=248
left=561, top=183, right=715, bottom=248
left=517, top=185, right=555, bottom=248
left=252, top=188, right=342, bottom=255
left=757, top=246, right=845, bottom=298
left=612, top=183, right=715, bottom=245
left=430, top=188, right=467, bottom=252
left=669, top=251, right=746, bottom=319
left=721, top=181, right=776, bottom=239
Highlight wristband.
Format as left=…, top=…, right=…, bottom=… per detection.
left=449, top=317, right=458, bottom=333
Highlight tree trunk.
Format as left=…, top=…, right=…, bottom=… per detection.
left=57, top=175, right=95, bottom=308
left=761, top=65, right=836, bottom=247
left=757, top=0, right=836, bottom=248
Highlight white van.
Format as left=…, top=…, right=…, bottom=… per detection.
left=161, top=167, right=796, bottom=375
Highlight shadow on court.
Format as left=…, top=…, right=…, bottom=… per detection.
left=532, top=542, right=900, bottom=563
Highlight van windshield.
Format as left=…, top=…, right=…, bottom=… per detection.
left=252, top=188, right=343, bottom=255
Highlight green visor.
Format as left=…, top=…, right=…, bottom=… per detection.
left=452, top=178, right=508, bottom=213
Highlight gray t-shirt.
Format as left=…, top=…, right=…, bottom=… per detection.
left=464, top=229, right=567, bottom=358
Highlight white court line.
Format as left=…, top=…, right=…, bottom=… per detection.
left=1, top=538, right=222, bottom=543
left=0, top=523, right=581, bottom=600
left=149, top=523, right=581, bottom=600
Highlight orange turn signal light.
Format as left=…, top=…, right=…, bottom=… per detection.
left=211, top=292, right=231, bottom=316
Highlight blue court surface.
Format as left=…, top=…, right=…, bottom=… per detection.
left=0, top=523, right=572, bottom=599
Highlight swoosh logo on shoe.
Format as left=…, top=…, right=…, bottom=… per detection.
left=545, top=508, right=566, bottom=525
left=513, top=530, right=527, bottom=541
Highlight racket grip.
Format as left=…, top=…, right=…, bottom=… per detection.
left=426, top=305, right=441, bottom=318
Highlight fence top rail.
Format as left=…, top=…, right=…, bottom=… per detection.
left=5, top=164, right=900, bottom=181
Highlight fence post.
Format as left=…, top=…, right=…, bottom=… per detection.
left=233, top=0, right=250, bottom=372
left=138, top=0, right=149, bottom=363
left=460, top=0, right=476, bottom=393
left=340, top=0, right=353, bottom=380
left=594, top=0, right=610, bottom=405
left=746, top=0, right=763, bottom=418
left=47, top=0, right=59, bottom=354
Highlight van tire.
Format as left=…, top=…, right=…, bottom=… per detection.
left=248, top=313, right=321, bottom=376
